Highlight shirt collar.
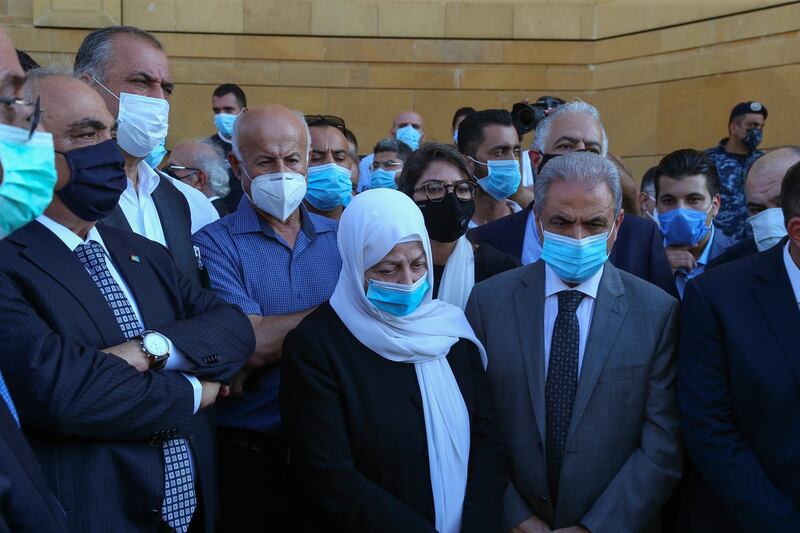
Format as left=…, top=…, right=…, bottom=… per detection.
left=130, top=160, right=160, bottom=197
left=36, top=215, right=109, bottom=255
left=231, top=198, right=332, bottom=240
left=544, top=262, right=604, bottom=300
left=783, top=242, right=800, bottom=306
left=695, top=225, right=715, bottom=268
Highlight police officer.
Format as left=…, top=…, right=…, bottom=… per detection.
left=704, top=101, right=767, bottom=241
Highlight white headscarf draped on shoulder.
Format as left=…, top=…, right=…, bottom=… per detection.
left=330, top=188, right=486, bottom=533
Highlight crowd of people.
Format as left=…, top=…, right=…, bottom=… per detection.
left=0, top=23, right=798, bottom=533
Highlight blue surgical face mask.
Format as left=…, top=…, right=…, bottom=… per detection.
left=143, top=139, right=167, bottom=169
left=395, top=125, right=422, bottom=151
left=470, top=157, right=521, bottom=201
left=214, top=113, right=237, bottom=140
left=0, top=123, right=57, bottom=239
left=539, top=222, right=613, bottom=284
left=305, top=163, right=352, bottom=211
left=370, top=168, right=399, bottom=190
left=656, top=206, right=712, bottom=247
left=366, top=273, right=430, bottom=317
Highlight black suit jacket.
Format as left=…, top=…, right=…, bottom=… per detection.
left=280, top=303, right=506, bottom=533
left=0, top=221, right=255, bottom=532
left=468, top=207, right=676, bottom=296
left=211, top=197, right=229, bottom=218
left=101, top=175, right=203, bottom=289
left=706, top=236, right=758, bottom=269
left=678, top=239, right=800, bottom=531
left=0, top=400, right=66, bottom=533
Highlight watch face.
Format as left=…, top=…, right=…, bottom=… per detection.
left=143, top=333, right=170, bottom=357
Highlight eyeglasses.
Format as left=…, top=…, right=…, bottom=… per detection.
left=0, top=96, right=41, bottom=139
left=305, top=115, right=347, bottom=135
left=371, top=160, right=404, bottom=171
left=415, top=180, right=476, bottom=202
left=163, top=164, right=199, bottom=180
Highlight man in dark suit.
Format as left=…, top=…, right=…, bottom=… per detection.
left=0, top=70, right=254, bottom=531
left=0, top=28, right=67, bottom=533
left=677, top=161, right=800, bottom=531
left=469, top=101, right=675, bottom=296
left=468, top=152, right=681, bottom=532
left=708, top=146, right=799, bottom=269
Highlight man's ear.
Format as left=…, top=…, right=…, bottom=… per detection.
left=195, top=169, right=209, bottom=191
left=787, top=216, right=800, bottom=247
left=711, top=193, right=721, bottom=217
left=531, top=150, right=542, bottom=171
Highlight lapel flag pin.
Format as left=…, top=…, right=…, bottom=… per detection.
left=130, top=255, right=141, bottom=263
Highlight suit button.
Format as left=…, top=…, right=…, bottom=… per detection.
left=539, top=496, right=548, bottom=502
left=149, top=436, right=160, bottom=447
left=147, top=508, right=161, bottom=522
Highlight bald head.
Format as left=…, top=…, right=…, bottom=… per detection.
left=391, top=111, right=424, bottom=138
left=745, top=147, right=800, bottom=215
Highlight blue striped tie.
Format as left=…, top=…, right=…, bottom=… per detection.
left=75, top=241, right=196, bottom=531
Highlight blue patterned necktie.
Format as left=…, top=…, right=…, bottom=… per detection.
left=0, top=369, right=19, bottom=427
left=74, top=241, right=196, bottom=532
left=545, top=289, right=584, bottom=505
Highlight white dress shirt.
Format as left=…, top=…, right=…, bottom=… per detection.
left=522, top=209, right=543, bottom=265
left=783, top=242, right=800, bottom=312
left=543, top=263, right=604, bottom=378
left=35, top=215, right=202, bottom=413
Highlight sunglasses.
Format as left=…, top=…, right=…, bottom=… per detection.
left=305, top=114, right=347, bottom=135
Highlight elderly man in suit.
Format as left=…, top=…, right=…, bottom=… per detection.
left=467, top=151, right=681, bottom=532
left=0, top=69, right=254, bottom=531
left=677, top=162, right=800, bottom=531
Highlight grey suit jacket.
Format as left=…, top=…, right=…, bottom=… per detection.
left=466, top=261, right=682, bottom=532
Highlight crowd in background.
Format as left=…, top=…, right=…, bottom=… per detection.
left=1, top=23, right=799, bottom=533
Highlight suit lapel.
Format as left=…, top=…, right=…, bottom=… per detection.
left=513, top=261, right=547, bottom=445
left=566, top=264, right=628, bottom=442
left=99, top=205, right=133, bottom=232
left=752, top=244, right=800, bottom=390
left=11, top=222, right=124, bottom=348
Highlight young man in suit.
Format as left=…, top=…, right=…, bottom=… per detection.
left=0, top=70, right=254, bottom=531
left=467, top=151, right=681, bottom=532
left=468, top=100, right=675, bottom=297
left=677, top=162, right=800, bottom=531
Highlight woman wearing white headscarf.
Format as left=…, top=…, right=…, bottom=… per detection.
left=398, top=143, right=520, bottom=309
left=280, top=188, right=506, bottom=532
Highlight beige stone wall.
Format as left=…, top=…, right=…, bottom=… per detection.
left=4, top=0, right=800, bottom=181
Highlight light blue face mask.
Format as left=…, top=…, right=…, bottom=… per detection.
left=214, top=113, right=237, bottom=139
left=366, top=274, right=430, bottom=316
left=0, top=123, right=57, bottom=239
left=370, top=168, right=399, bottom=190
left=471, top=157, right=521, bottom=201
left=143, top=139, right=168, bottom=169
left=395, top=125, right=422, bottom=151
left=539, top=222, right=613, bottom=284
left=656, top=206, right=711, bottom=247
left=305, top=163, right=353, bottom=211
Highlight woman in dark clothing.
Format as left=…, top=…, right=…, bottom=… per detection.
left=280, top=188, right=506, bottom=532
left=398, top=143, right=520, bottom=309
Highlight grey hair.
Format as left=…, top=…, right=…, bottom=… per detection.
left=231, top=109, right=312, bottom=164
left=534, top=151, right=622, bottom=216
left=193, top=139, right=231, bottom=197
left=74, top=26, right=163, bottom=82
left=532, top=99, right=609, bottom=156
left=22, top=65, right=77, bottom=101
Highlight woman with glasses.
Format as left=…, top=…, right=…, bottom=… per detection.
left=399, top=143, right=520, bottom=309
left=368, top=138, right=411, bottom=190
left=280, top=188, right=506, bottom=533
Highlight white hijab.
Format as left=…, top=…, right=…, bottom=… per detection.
left=437, top=235, right=475, bottom=310
left=330, top=189, right=486, bottom=533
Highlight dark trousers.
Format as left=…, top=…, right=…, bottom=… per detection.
left=216, top=427, right=290, bottom=533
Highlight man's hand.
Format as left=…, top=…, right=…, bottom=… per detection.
left=229, top=367, right=254, bottom=396
left=103, top=340, right=149, bottom=372
left=247, top=308, right=317, bottom=369
left=511, top=515, right=551, bottom=533
left=553, top=527, right=590, bottom=533
left=665, top=246, right=697, bottom=273
left=200, top=381, right=221, bottom=409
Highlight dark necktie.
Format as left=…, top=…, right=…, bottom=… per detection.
left=545, top=289, right=584, bottom=504
left=0, top=370, right=19, bottom=427
left=74, top=241, right=196, bottom=532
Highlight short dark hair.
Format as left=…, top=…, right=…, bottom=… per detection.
left=344, top=128, right=358, bottom=159
left=781, top=161, right=800, bottom=225
left=398, top=143, right=475, bottom=197
left=654, top=148, right=720, bottom=199
left=456, top=109, right=515, bottom=158
left=640, top=166, right=658, bottom=194
left=74, top=26, right=163, bottom=81
left=16, top=50, right=39, bottom=72
left=373, top=138, right=411, bottom=160
left=452, top=107, right=476, bottom=129
left=212, top=83, right=247, bottom=108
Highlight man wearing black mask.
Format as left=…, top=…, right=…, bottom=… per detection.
left=399, top=143, right=520, bottom=309
left=0, top=70, right=254, bottom=531
left=704, top=101, right=767, bottom=241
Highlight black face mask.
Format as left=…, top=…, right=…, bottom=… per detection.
left=56, top=139, right=127, bottom=221
left=417, top=192, right=475, bottom=243
left=537, top=152, right=561, bottom=174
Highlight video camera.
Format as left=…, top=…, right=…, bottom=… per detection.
left=511, top=96, right=566, bottom=136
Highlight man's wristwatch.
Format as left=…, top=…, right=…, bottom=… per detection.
left=138, top=331, right=170, bottom=370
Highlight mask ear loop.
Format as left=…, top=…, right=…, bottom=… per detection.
left=91, top=77, right=120, bottom=101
